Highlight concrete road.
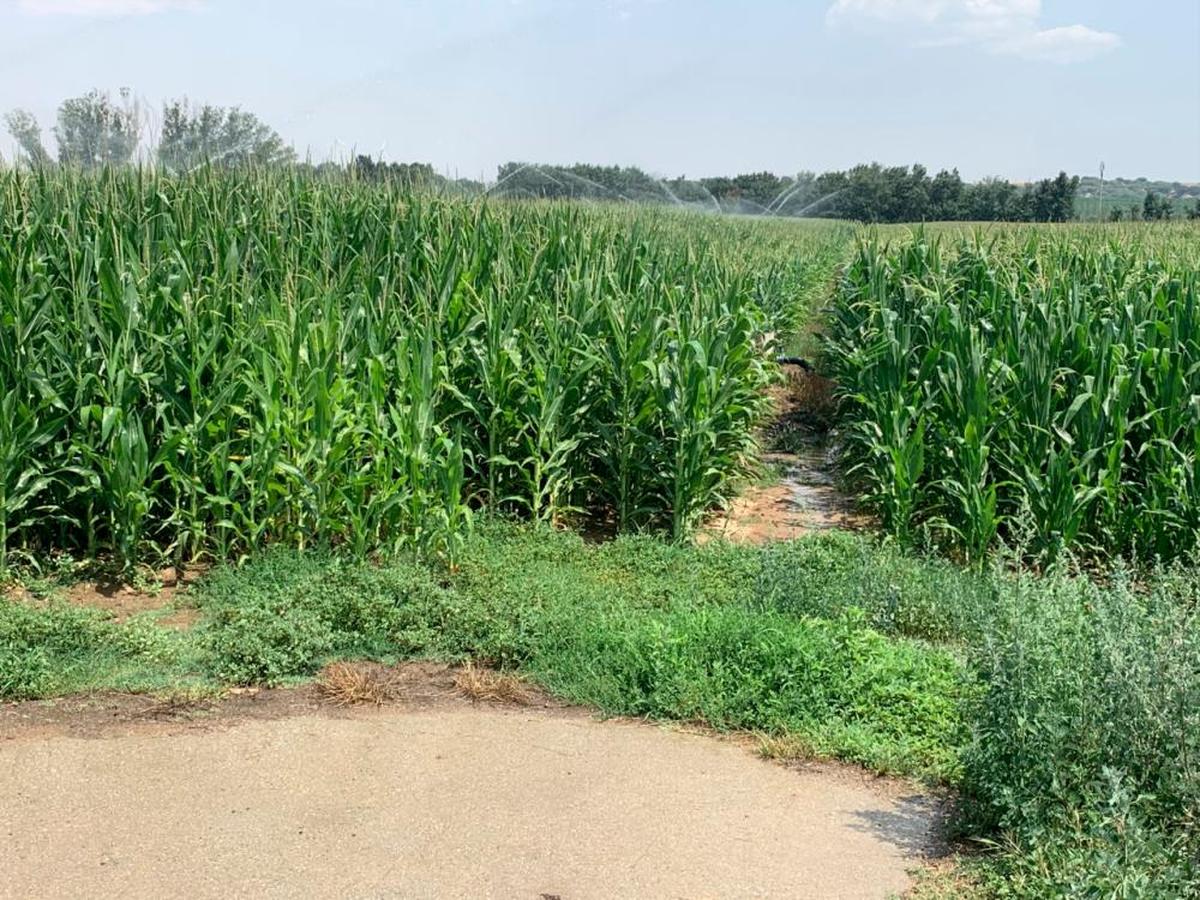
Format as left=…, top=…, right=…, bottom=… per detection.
left=1, top=705, right=937, bottom=899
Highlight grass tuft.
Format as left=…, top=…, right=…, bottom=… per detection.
left=316, top=661, right=401, bottom=706
left=453, top=663, right=535, bottom=705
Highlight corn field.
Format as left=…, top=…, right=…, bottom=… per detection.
left=824, top=225, right=1200, bottom=564
left=0, top=167, right=846, bottom=572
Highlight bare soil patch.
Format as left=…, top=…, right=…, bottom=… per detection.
left=63, top=565, right=204, bottom=628
left=6, top=564, right=205, bottom=629
left=0, top=662, right=563, bottom=744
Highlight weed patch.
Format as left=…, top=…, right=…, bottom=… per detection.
left=0, top=598, right=201, bottom=698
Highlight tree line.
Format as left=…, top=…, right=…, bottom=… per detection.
left=11, top=88, right=1192, bottom=225
left=492, top=162, right=1083, bottom=223
left=1106, top=192, right=1200, bottom=221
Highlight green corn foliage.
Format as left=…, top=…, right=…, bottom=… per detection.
left=0, top=167, right=849, bottom=570
left=825, top=224, right=1200, bottom=565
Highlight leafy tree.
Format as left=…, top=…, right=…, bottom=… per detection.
left=767, top=171, right=818, bottom=215
left=1109, top=207, right=1124, bottom=222
left=159, top=99, right=294, bottom=170
left=928, top=169, right=965, bottom=220
left=1142, top=191, right=1174, bottom=221
left=731, top=171, right=792, bottom=210
left=486, top=158, right=1093, bottom=224
left=968, top=178, right=1022, bottom=221
left=3, top=109, right=51, bottom=166
left=1027, top=172, right=1079, bottom=222
left=836, top=164, right=890, bottom=221
left=54, top=88, right=141, bottom=168
left=494, top=162, right=678, bottom=203
left=352, top=155, right=437, bottom=186
left=698, top=175, right=735, bottom=202
left=665, top=175, right=721, bottom=205
left=889, top=164, right=930, bottom=221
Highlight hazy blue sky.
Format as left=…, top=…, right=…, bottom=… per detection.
left=1, top=0, right=1197, bottom=182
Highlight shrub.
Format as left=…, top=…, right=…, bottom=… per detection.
left=961, top=564, right=1200, bottom=895
left=755, top=530, right=995, bottom=642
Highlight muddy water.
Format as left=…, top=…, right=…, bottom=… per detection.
left=705, top=435, right=866, bottom=544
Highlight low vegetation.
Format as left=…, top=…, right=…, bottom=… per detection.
left=962, top=564, right=1200, bottom=895
left=0, top=595, right=201, bottom=699
left=5, top=521, right=1198, bottom=895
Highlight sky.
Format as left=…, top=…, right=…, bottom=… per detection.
left=0, top=0, right=1197, bottom=182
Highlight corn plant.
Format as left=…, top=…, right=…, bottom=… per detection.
left=0, top=166, right=845, bottom=570
left=825, top=224, right=1200, bottom=564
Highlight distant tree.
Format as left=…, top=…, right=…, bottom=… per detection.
left=352, top=155, right=437, bottom=187
left=965, top=178, right=1017, bottom=221
left=1026, top=172, right=1078, bottom=222
left=492, top=161, right=679, bottom=203
left=698, top=175, right=737, bottom=204
left=159, top=99, right=294, bottom=170
left=1142, top=191, right=1174, bottom=221
left=837, top=164, right=890, bottom=221
left=1189, top=200, right=1200, bottom=221
left=665, top=175, right=721, bottom=206
left=3, top=109, right=51, bottom=166
left=494, top=162, right=567, bottom=198
left=54, top=88, right=141, bottom=168
left=768, top=171, right=818, bottom=214
left=1052, top=171, right=1080, bottom=221
left=487, top=159, right=1093, bottom=224
left=730, top=171, right=792, bottom=210
left=928, top=168, right=965, bottom=220
left=447, top=177, right=484, bottom=197
left=875, top=164, right=925, bottom=221
left=567, top=163, right=670, bottom=202
left=1109, top=207, right=1124, bottom=222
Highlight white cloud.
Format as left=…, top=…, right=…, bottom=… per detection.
left=998, top=24, right=1123, bottom=64
left=18, top=0, right=202, bottom=15
left=826, top=0, right=1120, bottom=63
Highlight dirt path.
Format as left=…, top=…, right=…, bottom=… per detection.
left=1, top=685, right=940, bottom=899
left=706, top=367, right=868, bottom=543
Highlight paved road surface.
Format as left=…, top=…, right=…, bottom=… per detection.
left=1, top=705, right=936, bottom=898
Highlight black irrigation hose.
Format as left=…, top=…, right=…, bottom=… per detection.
left=775, top=356, right=814, bottom=372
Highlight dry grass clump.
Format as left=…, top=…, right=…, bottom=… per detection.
left=316, top=661, right=400, bottom=706
left=453, top=663, right=534, bottom=705
left=756, top=733, right=818, bottom=762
